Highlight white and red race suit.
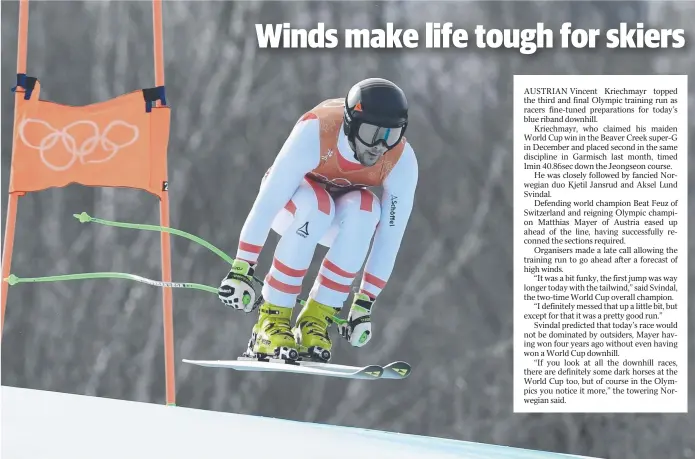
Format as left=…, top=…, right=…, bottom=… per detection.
left=234, top=98, right=418, bottom=308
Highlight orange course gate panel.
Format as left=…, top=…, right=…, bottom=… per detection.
left=10, top=79, right=170, bottom=198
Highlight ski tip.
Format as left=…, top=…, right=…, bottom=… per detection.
left=182, top=359, right=224, bottom=366
left=383, top=361, right=412, bottom=379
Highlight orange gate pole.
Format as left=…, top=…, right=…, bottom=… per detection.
left=1, top=0, right=30, bottom=335
left=152, top=0, right=176, bottom=406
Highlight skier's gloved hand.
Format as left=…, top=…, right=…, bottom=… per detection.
left=339, top=292, right=374, bottom=347
left=218, top=259, right=258, bottom=313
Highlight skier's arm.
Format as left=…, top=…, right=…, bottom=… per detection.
left=235, top=118, right=320, bottom=263
left=359, top=144, right=419, bottom=299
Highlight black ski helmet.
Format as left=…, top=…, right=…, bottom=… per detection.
left=343, top=78, right=408, bottom=154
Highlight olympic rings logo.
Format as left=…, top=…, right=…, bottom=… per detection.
left=17, top=118, right=139, bottom=171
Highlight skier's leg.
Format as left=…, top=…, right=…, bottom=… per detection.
left=249, top=178, right=336, bottom=359
left=293, top=188, right=380, bottom=360
left=263, top=178, right=336, bottom=306
left=311, top=188, right=381, bottom=307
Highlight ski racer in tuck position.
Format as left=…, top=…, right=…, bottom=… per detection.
left=217, top=78, right=419, bottom=363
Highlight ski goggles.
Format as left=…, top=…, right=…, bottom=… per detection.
left=356, top=122, right=404, bottom=148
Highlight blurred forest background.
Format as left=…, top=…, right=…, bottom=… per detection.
left=1, top=1, right=693, bottom=458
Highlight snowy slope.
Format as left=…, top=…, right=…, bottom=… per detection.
left=1, top=386, right=598, bottom=459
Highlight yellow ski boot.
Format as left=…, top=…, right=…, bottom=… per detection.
left=245, top=302, right=300, bottom=361
left=292, top=298, right=339, bottom=362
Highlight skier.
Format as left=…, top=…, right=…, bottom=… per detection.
left=217, top=78, right=419, bottom=363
